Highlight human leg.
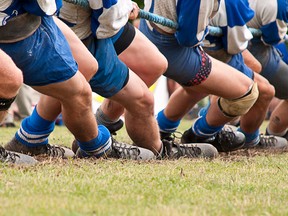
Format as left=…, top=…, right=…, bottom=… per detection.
left=96, top=24, right=167, bottom=132
left=3, top=17, right=111, bottom=158
left=0, top=50, right=22, bottom=123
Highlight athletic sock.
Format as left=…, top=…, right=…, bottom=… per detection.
left=156, top=109, right=180, bottom=133
left=238, top=128, right=260, bottom=146
left=77, top=125, right=112, bottom=157
left=15, top=107, right=55, bottom=147
left=192, top=115, right=223, bottom=138
left=95, top=107, right=119, bottom=126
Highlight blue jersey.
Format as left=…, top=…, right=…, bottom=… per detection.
left=0, top=0, right=62, bottom=26
left=205, top=0, right=254, bottom=54
left=144, top=0, right=220, bottom=47
left=89, top=0, right=132, bottom=39
left=247, top=0, right=288, bottom=45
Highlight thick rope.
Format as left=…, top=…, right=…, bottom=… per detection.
left=62, top=0, right=262, bottom=37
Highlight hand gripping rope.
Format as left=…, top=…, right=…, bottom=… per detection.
left=63, top=0, right=263, bottom=37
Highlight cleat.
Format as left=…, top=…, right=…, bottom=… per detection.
left=0, top=145, right=38, bottom=165
left=109, top=139, right=156, bottom=160
left=161, top=139, right=218, bottom=159
left=5, top=137, right=74, bottom=158
left=160, top=132, right=218, bottom=159
left=75, top=138, right=155, bottom=160
left=212, top=126, right=245, bottom=152
left=181, top=126, right=245, bottom=152
left=256, top=134, right=288, bottom=149
left=105, top=119, right=124, bottom=135
left=265, top=129, right=288, bottom=141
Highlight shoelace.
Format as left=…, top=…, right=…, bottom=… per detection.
left=45, top=144, right=65, bottom=157
left=0, top=147, right=19, bottom=163
left=112, top=141, right=140, bottom=159
left=259, top=135, right=276, bottom=147
left=174, top=142, right=202, bottom=158
left=162, top=139, right=201, bottom=158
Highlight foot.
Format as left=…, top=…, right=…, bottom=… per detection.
left=5, top=137, right=75, bottom=158
left=105, top=119, right=124, bottom=135
left=255, top=134, right=288, bottom=149
left=181, top=126, right=245, bottom=152
left=0, top=146, right=38, bottom=165
left=76, top=138, right=156, bottom=160
left=161, top=138, right=218, bottom=159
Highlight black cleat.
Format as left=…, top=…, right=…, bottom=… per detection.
left=181, top=126, right=245, bottom=152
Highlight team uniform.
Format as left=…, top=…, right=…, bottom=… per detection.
left=140, top=0, right=219, bottom=86
left=247, top=0, right=288, bottom=99
left=0, top=0, right=77, bottom=86
left=58, top=1, right=132, bottom=97
left=204, top=0, right=254, bottom=79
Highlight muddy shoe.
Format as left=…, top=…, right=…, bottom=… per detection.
left=256, top=134, right=288, bottom=149
left=5, top=137, right=74, bottom=158
left=161, top=138, right=218, bottom=159
left=212, top=126, right=245, bottom=152
left=109, top=139, right=156, bottom=160
left=0, top=146, right=38, bottom=165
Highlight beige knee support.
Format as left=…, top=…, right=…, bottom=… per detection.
left=218, top=82, right=259, bottom=117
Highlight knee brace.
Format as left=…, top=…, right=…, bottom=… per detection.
left=218, top=82, right=259, bottom=117
left=0, top=96, right=16, bottom=111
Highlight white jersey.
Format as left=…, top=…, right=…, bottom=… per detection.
left=144, top=0, right=220, bottom=47
left=57, top=2, right=92, bottom=40
left=247, top=0, right=288, bottom=45
left=206, top=0, right=254, bottom=54
left=0, top=0, right=61, bottom=26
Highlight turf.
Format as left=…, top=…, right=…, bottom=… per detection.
left=0, top=120, right=288, bottom=216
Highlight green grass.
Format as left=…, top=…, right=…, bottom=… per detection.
left=0, top=120, right=288, bottom=216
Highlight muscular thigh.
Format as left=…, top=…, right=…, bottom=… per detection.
left=118, top=27, right=166, bottom=86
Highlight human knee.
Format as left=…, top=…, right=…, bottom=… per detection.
left=131, top=90, right=155, bottom=115
left=257, top=81, right=275, bottom=102
left=218, top=82, right=259, bottom=117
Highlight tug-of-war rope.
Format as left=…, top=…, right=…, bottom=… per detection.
left=63, top=0, right=263, bottom=37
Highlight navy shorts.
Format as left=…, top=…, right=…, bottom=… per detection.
left=85, top=36, right=129, bottom=98
left=227, top=53, right=254, bottom=80
left=139, top=19, right=211, bottom=86
left=0, top=16, right=78, bottom=86
left=248, top=41, right=288, bottom=99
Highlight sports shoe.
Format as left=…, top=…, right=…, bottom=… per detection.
left=256, top=134, right=288, bottom=149
left=5, top=137, right=75, bottom=158
left=265, top=129, right=288, bottom=141
left=181, top=126, right=245, bottom=152
left=0, top=145, right=38, bottom=165
left=105, top=119, right=124, bottom=135
left=76, top=138, right=156, bottom=160
left=161, top=139, right=218, bottom=159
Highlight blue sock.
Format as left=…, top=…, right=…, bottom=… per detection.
left=15, top=107, right=55, bottom=147
left=238, top=128, right=260, bottom=145
left=192, top=115, right=223, bottom=137
left=77, top=125, right=112, bottom=157
left=198, top=101, right=211, bottom=117
left=157, top=109, right=180, bottom=133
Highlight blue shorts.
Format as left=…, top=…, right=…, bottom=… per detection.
left=248, top=41, right=288, bottom=99
left=0, top=16, right=78, bottom=86
left=84, top=36, right=129, bottom=98
left=139, top=19, right=211, bottom=86
left=227, top=53, right=254, bottom=80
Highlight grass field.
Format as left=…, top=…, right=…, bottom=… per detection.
left=0, top=119, right=288, bottom=216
